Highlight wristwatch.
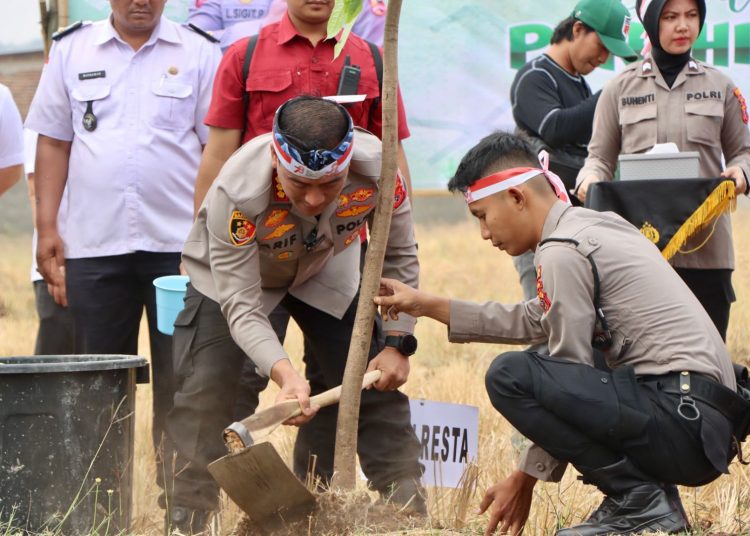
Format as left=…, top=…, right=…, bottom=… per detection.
left=384, top=334, right=418, bottom=357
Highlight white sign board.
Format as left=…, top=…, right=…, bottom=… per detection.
left=410, top=399, right=479, bottom=488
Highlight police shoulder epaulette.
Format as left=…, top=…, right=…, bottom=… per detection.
left=52, top=20, right=88, bottom=41
left=187, top=23, right=220, bottom=43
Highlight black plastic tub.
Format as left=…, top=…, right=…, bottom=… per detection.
left=0, top=355, right=149, bottom=534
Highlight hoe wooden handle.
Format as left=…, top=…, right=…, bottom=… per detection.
left=308, top=369, right=382, bottom=410
left=224, top=369, right=383, bottom=453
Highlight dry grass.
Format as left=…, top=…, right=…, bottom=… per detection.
left=1, top=202, right=750, bottom=535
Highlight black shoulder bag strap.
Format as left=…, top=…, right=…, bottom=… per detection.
left=241, top=34, right=259, bottom=140
left=365, top=40, right=383, bottom=123
left=538, top=237, right=613, bottom=352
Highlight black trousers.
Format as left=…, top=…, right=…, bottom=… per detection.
left=166, top=285, right=422, bottom=511
left=33, top=280, right=76, bottom=355
left=675, top=268, right=734, bottom=341
left=65, top=252, right=180, bottom=471
left=485, top=351, right=733, bottom=488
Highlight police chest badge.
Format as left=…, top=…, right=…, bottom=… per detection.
left=229, top=210, right=256, bottom=246
left=536, top=265, right=551, bottom=312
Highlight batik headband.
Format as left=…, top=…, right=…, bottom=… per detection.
left=464, top=150, right=572, bottom=205
left=272, top=99, right=355, bottom=180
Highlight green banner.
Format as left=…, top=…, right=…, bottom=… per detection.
left=66, top=0, right=750, bottom=189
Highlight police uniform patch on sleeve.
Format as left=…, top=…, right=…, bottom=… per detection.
left=229, top=210, right=256, bottom=246
left=393, top=173, right=407, bottom=209
left=734, top=88, right=749, bottom=124
left=536, top=265, right=551, bottom=312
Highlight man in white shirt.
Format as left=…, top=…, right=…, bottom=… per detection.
left=25, top=0, right=221, bottom=522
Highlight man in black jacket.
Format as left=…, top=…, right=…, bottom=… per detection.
left=509, top=0, right=638, bottom=303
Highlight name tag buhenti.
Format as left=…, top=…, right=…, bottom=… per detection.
left=78, top=70, right=106, bottom=81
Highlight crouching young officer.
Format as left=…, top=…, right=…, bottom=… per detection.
left=165, top=96, right=424, bottom=533
left=374, top=132, right=750, bottom=536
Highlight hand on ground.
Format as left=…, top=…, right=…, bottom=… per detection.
left=478, top=471, right=537, bottom=536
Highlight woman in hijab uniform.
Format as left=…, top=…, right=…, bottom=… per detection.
left=574, top=0, right=750, bottom=340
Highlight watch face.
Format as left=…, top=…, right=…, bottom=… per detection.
left=400, top=334, right=418, bottom=355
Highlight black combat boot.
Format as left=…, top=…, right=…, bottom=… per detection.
left=165, top=506, right=213, bottom=536
left=379, top=478, right=428, bottom=515
left=556, top=458, right=689, bottom=535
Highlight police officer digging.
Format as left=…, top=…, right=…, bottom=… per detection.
left=374, top=132, right=750, bottom=536
left=166, top=97, right=424, bottom=533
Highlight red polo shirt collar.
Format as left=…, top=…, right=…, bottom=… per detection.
left=277, top=11, right=343, bottom=45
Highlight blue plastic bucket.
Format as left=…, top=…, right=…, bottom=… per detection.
left=153, top=275, right=189, bottom=335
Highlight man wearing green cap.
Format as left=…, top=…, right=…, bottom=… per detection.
left=509, top=0, right=637, bottom=322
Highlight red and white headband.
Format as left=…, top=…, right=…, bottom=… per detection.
left=464, top=150, right=572, bottom=205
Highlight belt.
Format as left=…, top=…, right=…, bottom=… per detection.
left=643, top=371, right=750, bottom=428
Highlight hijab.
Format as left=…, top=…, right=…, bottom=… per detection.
left=636, top=0, right=706, bottom=87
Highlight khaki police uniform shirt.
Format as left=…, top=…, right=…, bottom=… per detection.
left=577, top=57, right=750, bottom=270
left=183, top=128, right=418, bottom=376
left=448, top=201, right=735, bottom=481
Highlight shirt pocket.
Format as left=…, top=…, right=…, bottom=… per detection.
left=619, top=104, right=657, bottom=154
left=70, top=83, right=111, bottom=132
left=685, top=100, right=724, bottom=147
left=247, top=70, right=294, bottom=133
left=150, top=79, right=195, bottom=131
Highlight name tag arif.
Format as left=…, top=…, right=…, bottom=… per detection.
left=78, top=70, right=106, bottom=81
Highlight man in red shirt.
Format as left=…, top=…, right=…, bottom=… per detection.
left=193, top=0, right=412, bottom=212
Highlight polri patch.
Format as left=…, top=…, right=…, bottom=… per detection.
left=536, top=265, right=551, bottom=312
left=229, top=210, right=256, bottom=246
left=78, top=70, right=106, bottom=81
left=393, top=173, right=407, bottom=209
left=734, top=87, right=749, bottom=124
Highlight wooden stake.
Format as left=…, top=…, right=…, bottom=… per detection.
left=331, top=0, right=403, bottom=491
